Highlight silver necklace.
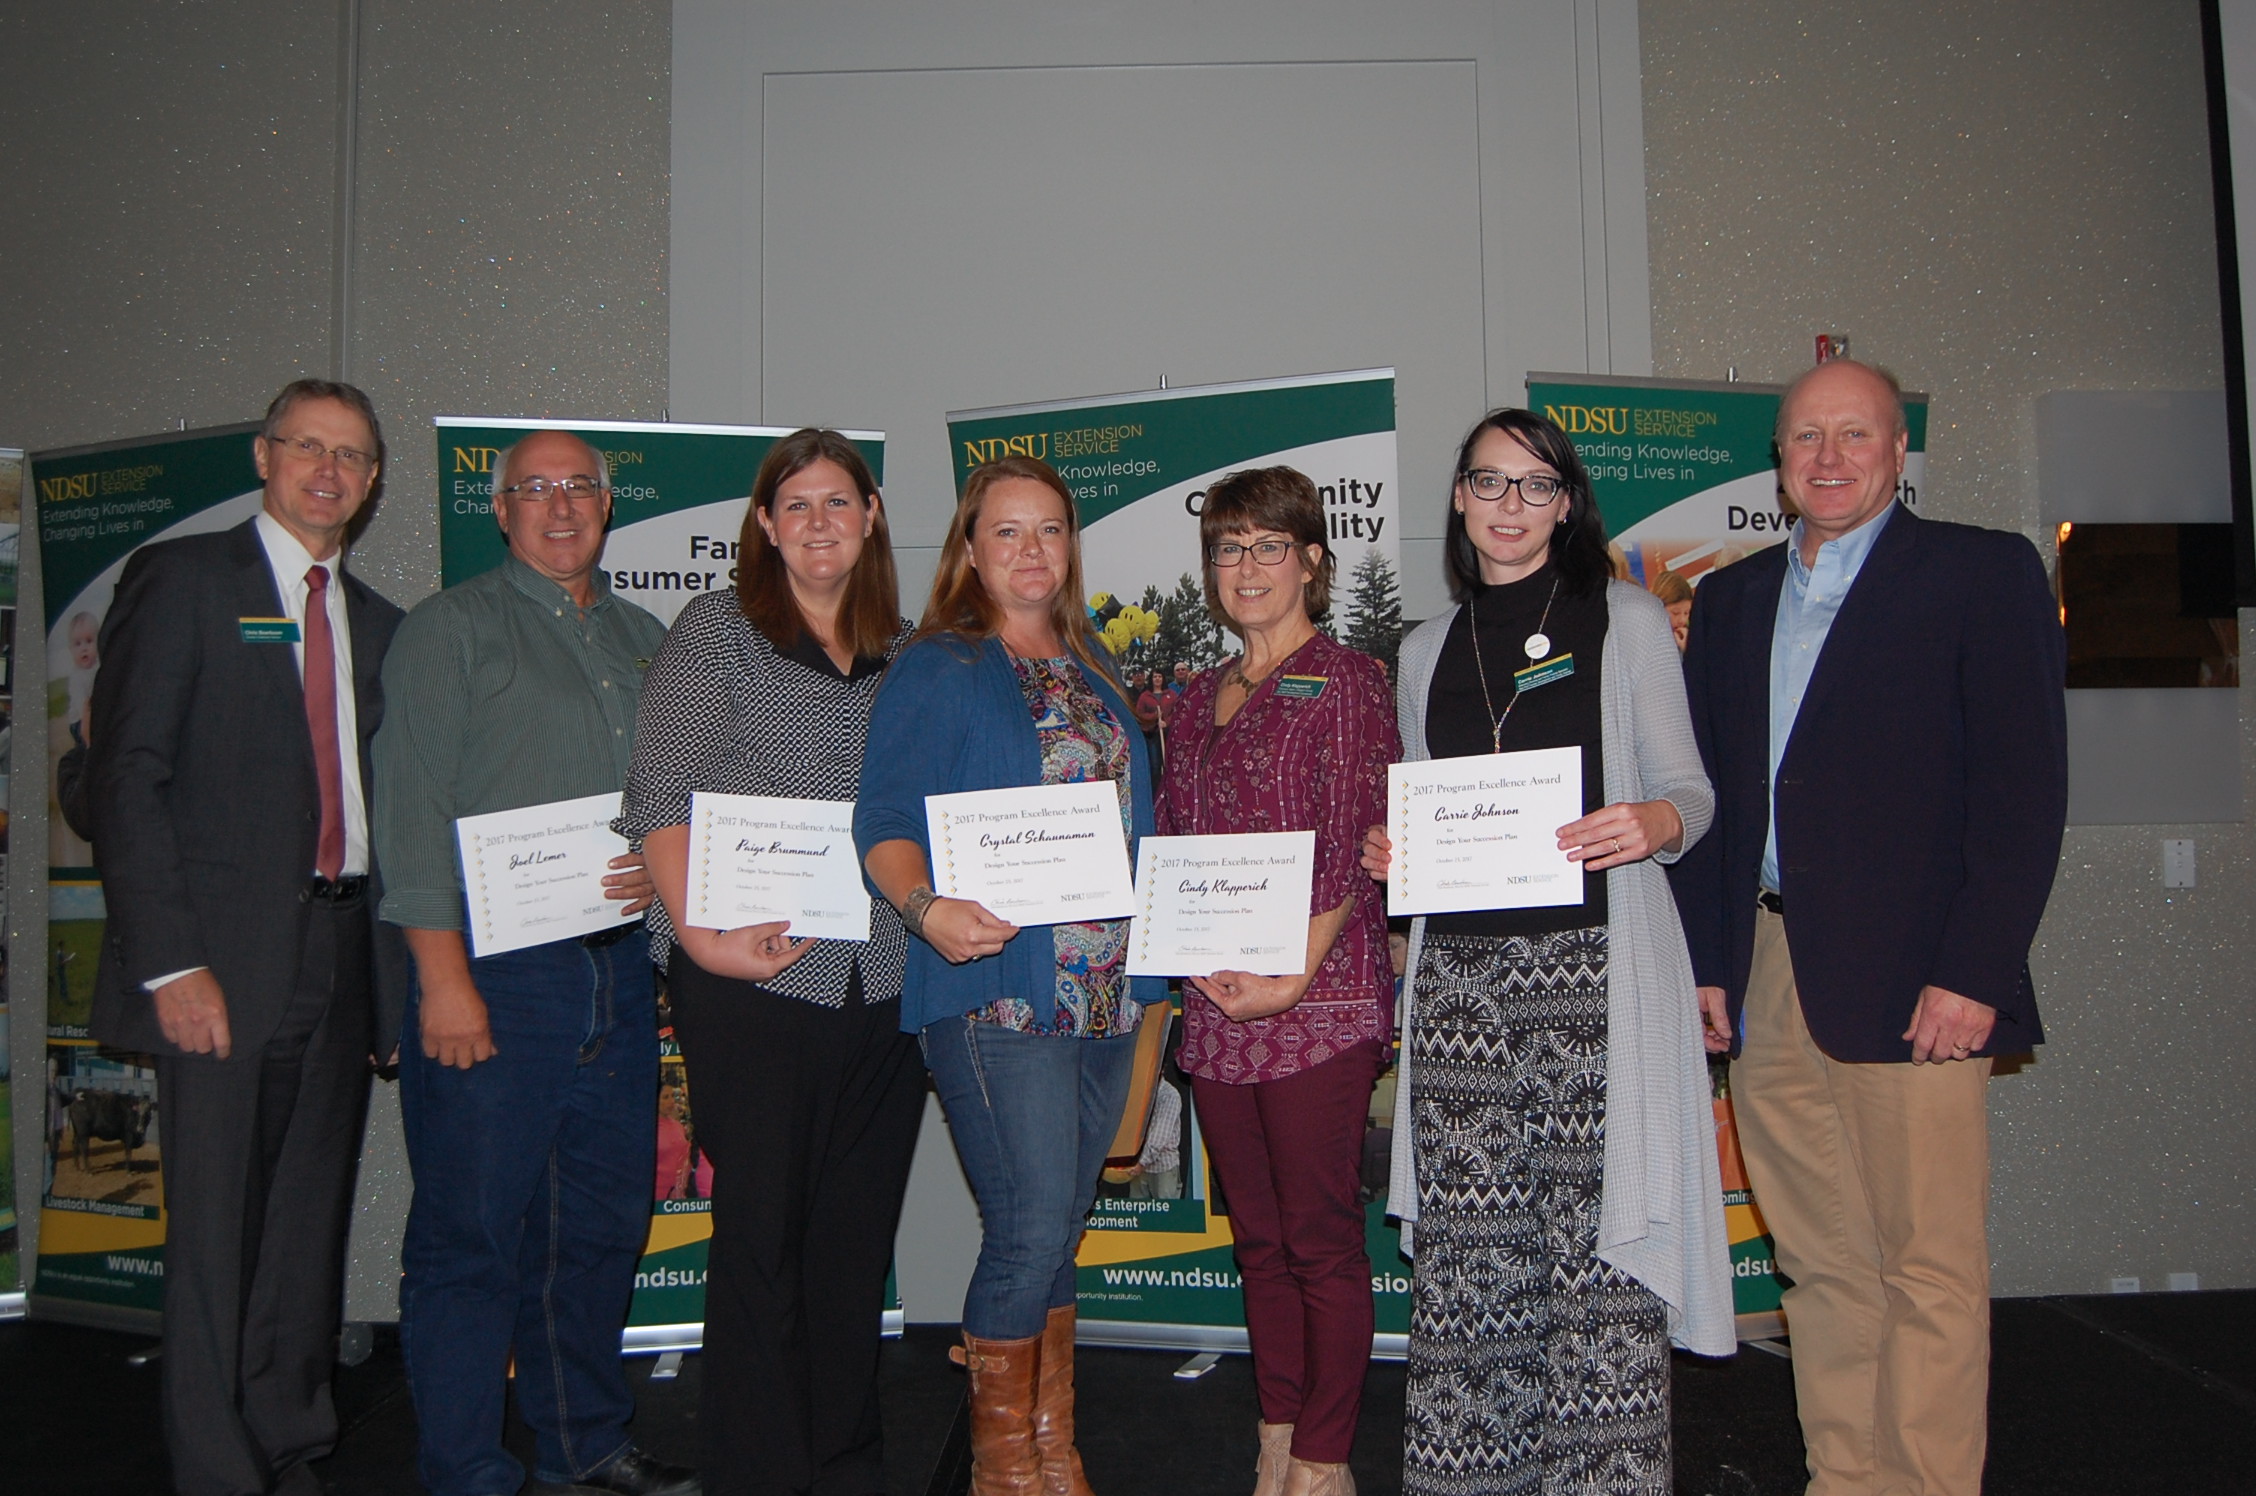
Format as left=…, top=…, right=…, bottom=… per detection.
left=1467, top=576, right=1559, bottom=754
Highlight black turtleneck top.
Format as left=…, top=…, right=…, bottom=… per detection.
left=1424, top=562, right=1609, bottom=937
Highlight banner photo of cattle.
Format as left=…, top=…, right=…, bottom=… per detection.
left=45, top=1047, right=160, bottom=1212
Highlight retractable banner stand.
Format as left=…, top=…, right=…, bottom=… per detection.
left=433, top=419, right=891, bottom=1345
left=946, top=372, right=1410, bottom=1353
left=29, top=424, right=267, bottom=1321
left=0, top=448, right=19, bottom=1295
left=1525, top=371, right=1930, bottom=1328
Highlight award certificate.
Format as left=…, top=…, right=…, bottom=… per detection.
left=1126, top=831, right=1316, bottom=977
left=1387, top=747, right=1584, bottom=916
left=924, top=780, right=1136, bottom=926
left=455, top=792, right=638, bottom=958
left=683, top=792, right=869, bottom=942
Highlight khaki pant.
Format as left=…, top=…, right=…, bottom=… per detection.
left=1731, top=909, right=1992, bottom=1496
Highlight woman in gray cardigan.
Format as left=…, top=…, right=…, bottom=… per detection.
left=1363, top=408, right=1732, bottom=1496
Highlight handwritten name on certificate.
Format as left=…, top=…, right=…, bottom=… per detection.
left=454, top=792, right=637, bottom=958
left=1387, top=747, right=1584, bottom=916
left=1127, top=831, right=1315, bottom=977
left=924, top=780, right=1136, bottom=926
left=684, top=792, right=868, bottom=942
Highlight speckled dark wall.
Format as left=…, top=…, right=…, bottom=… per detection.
left=4, top=0, right=2247, bottom=1310
left=1643, top=0, right=2252, bottom=1294
left=0, top=1, right=671, bottom=1312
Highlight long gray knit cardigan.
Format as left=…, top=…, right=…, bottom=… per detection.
left=1385, top=580, right=1736, bottom=1357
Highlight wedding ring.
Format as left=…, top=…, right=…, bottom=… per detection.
left=1612, top=837, right=1624, bottom=854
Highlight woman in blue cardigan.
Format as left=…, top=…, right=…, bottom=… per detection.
left=856, top=456, right=1160, bottom=1496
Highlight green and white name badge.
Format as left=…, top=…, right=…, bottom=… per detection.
left=1513, top=653, right=1575, bottom=692
left=238, top=617, right=301, bottom=644
left=1274, top=674, right=1329, bottom=699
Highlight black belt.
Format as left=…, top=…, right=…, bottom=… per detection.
left=304, top=874, right=368, bottom=905
left=1757, top=889, right=1786, bottom=916
left=582, top=920, right=645, bottom=949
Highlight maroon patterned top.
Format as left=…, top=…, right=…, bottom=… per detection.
left=1156, top=632, right=1400, bottom=1084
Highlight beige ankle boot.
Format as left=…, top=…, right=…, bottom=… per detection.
left=1253, top=1422, right=1294, bottom=1496
left=1281, top=1456, right=1356, bottom=1496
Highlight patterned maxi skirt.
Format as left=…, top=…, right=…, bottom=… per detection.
left=1401, top=926, right=1671, bottom=1496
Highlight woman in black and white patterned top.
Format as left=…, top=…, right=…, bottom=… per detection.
left=617, top=428, right=917, bottom=1496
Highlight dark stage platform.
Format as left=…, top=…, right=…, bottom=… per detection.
left=7, top=1291, right=2251, bottom=1494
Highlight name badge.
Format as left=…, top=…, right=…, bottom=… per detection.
left=1513, top=653, right=1574, bottom=692
left=239, top=617, right=301, bottom=644
left=1274, top=675, right=1328, bottom=699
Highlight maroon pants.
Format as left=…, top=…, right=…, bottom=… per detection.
left=1192, top=1042, right=1384, bottom=1464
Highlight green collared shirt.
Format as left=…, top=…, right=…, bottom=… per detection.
left=373, top=554, right=668, bottom=931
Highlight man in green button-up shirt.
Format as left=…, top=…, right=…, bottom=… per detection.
left=373, top=430, right=696, bottom=1496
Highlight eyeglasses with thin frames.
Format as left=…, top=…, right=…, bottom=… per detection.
left=265, top=434, right=377, bottom=475
left=498, top=476, right=607, bottom=501
left=1207, top=539, right=1300, bottom=566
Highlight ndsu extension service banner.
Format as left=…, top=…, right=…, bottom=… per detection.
left=435, top=418, right=883, bottom=628
left=30, top=423, right=267, bottom=1320
left=435, top=418, right=884, bottom=1341
left=947, top=370, right=1405, bottom=677
left=0, top=446, right=19, bottom=1295
left=1525, top=371, right=1928, bottom=1326
left=948, top=374, right=1408, bottom=1352
left=1525, top=371, right=1928, bottom=601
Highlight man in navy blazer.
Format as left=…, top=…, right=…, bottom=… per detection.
left=88, top=380, right=406, bottom=1496
left=1670, top=359, right=2066, bottom=1496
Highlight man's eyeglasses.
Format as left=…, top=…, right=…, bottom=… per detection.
left=1457, top=469, right=1565, bottom=506
left=498, top=476, right=607, bottom=501
left=1207, top=539, right=1299, bottom=566
left=266, top=434, right=377, bottom=475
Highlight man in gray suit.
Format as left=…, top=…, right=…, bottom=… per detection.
left=88, top=379, right=406, bottom=1496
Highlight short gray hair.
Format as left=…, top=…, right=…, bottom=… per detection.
left=493, top=431, right=610, bottom=495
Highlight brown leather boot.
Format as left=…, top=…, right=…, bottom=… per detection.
left=952, top=1330, right=1045, bottom=1495
left=1253, top=1422, right=1294, bottom=1496
left=1032, top=1305, right=1096, bottom=1495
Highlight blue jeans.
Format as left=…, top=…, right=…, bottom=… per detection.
left=920, top=1015, right=1139, bottom=1340
left=398, top=930, right=657, bottom=1496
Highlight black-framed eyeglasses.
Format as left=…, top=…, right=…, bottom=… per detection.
left=266, top=434, right=377, bottom=475
left=1458, top=469, right=1565, bottom=506
left=498, top=475, right=607, bottom=501
left=1207, top=539, right=1299, bottom=566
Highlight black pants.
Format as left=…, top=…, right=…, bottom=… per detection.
left=668, top=956, right=926, bottom=1496
left=155, top=899, right=373, bottom=1496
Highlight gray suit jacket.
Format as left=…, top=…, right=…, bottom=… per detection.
left=86, top=518, right=410, bottom=1058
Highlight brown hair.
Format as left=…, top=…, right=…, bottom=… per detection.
left=1650, top=568, right=1694, bottom=607
left=1197, top=466, right=1334, bottom=627
left=735, top=428, right=901, bottom=660
left=916, top=457, right=1113, bottom=681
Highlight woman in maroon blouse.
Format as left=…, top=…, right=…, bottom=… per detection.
left=1155, top=466, right=1400, bottom=1496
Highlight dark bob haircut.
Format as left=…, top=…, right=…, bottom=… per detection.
left=1198, top=465, right=1335, bottom=626
left=1443, top=407, right=1614, bottom=600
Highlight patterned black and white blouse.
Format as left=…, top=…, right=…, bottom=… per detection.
left=616, top=588, right=912, bottom=1007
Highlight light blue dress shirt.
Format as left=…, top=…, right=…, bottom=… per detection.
left=1764, top=502, right=1897, bottom=890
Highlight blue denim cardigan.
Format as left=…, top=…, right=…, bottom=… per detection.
left=854, top=631, right=1164, bottom=1034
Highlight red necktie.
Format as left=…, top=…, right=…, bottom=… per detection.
left=303, top=564, right=347, bottom=880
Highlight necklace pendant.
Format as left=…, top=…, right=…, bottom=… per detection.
left=1523, top=631, right=1551, bottom=662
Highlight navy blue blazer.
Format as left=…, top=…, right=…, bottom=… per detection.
left=1667, top=506, right=2067, bottom=1062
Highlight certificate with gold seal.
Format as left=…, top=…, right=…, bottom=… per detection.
left=1387, top=747, right=1584, bottom=916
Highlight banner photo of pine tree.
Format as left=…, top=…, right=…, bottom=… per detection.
left=948, top=370, right=1403, bottom=682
